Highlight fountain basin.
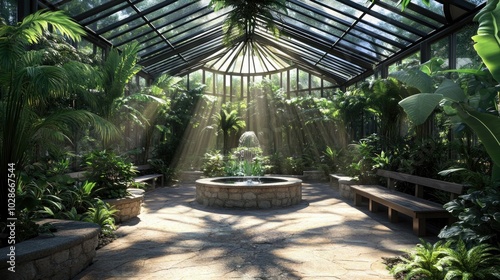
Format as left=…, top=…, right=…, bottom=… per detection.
left=195, top=176, right=302, bottom=209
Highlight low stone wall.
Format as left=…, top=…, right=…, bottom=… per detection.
left=105, top=188, right=144, bottom=223
left=178, top=170, right=204, bottom=183
left=0, top=219, right=100, bottom=280
left=302, top=170, right=327, bottom=181
left=338, top=179, right=357, bottom=200
left=196, top=177, right=302, bottom=209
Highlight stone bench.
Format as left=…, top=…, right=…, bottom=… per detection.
left=350, top=169, right=464, bottom=236
left=0, top=219, right=100, bottom=280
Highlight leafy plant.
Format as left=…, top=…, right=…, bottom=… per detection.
left=202, top=150, right=226, bottom=177
left=439, top=185, right=500, bottom=246
left=390, top=239, right=450, bottom=280
left=0, top=10, right=119, bottom=226
left=83, top=150, right=136, bottom=199
left=215, top=108, right=246, bottom=155
left=439, top=239, right=500, bottom=279
left=389, top=239, right=500, bottom=280
left=83, top=199, right=117, bottom=236
left=209, top=0, right=287, bottom=44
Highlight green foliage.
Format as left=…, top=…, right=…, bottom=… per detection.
left=83, top=200, right=117, bottom=236
left=439, top=185, right=500, bottom=246
left=148, top=158, right=176, bottom=184
left=0, top=10, right=118, bottom=226
left=83, top=150, right=136, bottom=199
left=390, top=239, right=500, bottom=280
left=393, top=67, right=500, bottom=180
left=202, top=149, right=269, bottom=177
left=439, top=239, right=500, bottom=279
left=215, top=108, right=246, bottom=155
left=202, top=150, right=226, bottom=177
left=390, top=239, right=450, bottom=280
left=472, top=0, right=500, bottom=83
left=209, top=0, right=287, bottom=44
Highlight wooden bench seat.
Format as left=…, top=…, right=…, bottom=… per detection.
left=133, top=164, right=163, bottom=188
left=350, top=170, right=464, bottom=236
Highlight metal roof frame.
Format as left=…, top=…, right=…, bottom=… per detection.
left=36, top=0, right=484, bottom=87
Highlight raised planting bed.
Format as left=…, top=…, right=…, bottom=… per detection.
left=0, top=219, right=100, bottom=280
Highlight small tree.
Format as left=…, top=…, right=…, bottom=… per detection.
left=215, top=108, right=246, bottom=155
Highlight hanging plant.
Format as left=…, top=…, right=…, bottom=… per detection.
left=210, top=0, right=287, bottom=44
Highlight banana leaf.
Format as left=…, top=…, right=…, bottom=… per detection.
left=399, top=93, right=443, bottom=125
left=472, top=0, right=500, bottom=83
left=389, top=69, right=434, bottom=93
left=456, top=105, right=500, bottom=180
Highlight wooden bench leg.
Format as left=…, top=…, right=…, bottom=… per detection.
left=388, top=208, right=399, bottom=222
left=369, top=200, right=379, bottom=212
left=413, top=218, right=426, bottom=236
left=354, top=193, right=362, bottom=206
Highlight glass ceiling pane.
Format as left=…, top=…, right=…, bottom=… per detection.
left=370, top=5, right=434, bottom=34
left=361, top=14, right=420, bottom=42
left=40, top=0, right=483, bottom=86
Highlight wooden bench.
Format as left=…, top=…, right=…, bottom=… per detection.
left=350, top=169, right=464, bottom=236
left=133, top=164, right=163, bottom=188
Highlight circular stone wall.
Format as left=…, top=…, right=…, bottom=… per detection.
left=195, top=176, right=302, bottom=209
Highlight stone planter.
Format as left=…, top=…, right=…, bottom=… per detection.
left=104, top=188, right=144, bottom=223
left=0, top=219, right=100, bottom=280
left=338, top=179, right=358, bottom=200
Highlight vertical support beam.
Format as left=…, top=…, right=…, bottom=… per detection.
left=387, top=178, right=395, bottom=190
left=420, top=41, right=431, bottom=64
left=415, top=184, right=424, bottom=198
left=413, top=218, right=426, bottom=236
left=354, top=193, right=362, bottom=206
left=448, top=33, right=457, bottom=70
left=369, top=200, right=379, bottom=212
left=286, top=69, right=290, bottom=99
left=18, top=0, right=37, bottom=21
left=388, top=208, right=399, bottom=222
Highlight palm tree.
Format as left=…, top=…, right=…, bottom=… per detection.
left=215, top=108, right=246, bottom=155
left=0, top=10, right=118, bottom=225
left=210, top=0, right=287, bottom=44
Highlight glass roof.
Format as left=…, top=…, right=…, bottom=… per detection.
left=38, top=0, right=484, bottom=86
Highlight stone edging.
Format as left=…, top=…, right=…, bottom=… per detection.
left=0, top=219, right=100, bottom=280
left=104, top=188, right=144, bottom=223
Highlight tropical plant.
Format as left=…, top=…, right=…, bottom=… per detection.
left=202, top=150, right=226, bottom=177
left=215, top=108, right=246, bottom=155
left=83, top=150, right=136, bottom=199
left=395, top=0, right=500, bottom=182
left=439, top=239, right=500, bottom=279
left=83, top=199, right=117, bottom=236
left=209, top=0, right=287, bottom=44
left=439, top=185, right=500, bottom=246
left=0, top=10, right=119, bottom=226
left=389, top=238, right=500, bottom=280
left=389, top=239, right=451, bottom=280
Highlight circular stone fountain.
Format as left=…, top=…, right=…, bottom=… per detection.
left=195, top=176, right=302, bottom=209
left=196, top=131, right=302, bottom=209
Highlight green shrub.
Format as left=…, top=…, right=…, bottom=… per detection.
left=439, top=185, right=500, bottom=246
left=83, top=199, right=117, bottom=236
left=389, top=239, right=500, bottom=280
left=83, top=150, right=136, bottom=199
left=202, top=150, right=226, bottom=177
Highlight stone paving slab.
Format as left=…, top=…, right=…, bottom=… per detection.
left=75, top=182, right=427, bottom=280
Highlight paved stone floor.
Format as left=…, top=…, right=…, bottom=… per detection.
left=75, top=182, right=427, bottom=280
